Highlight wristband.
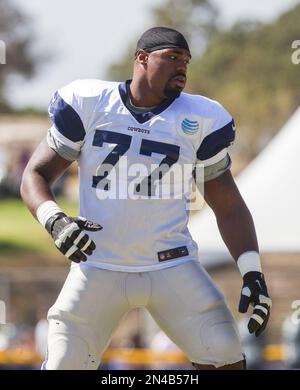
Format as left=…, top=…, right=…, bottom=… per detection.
left=36, top=200, right=64, bottom=227
left=237, top=251, right=262, bottom=277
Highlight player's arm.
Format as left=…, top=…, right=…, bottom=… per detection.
left=21, top=138, right=71, bottom=215
left=204, top=169, right=258, bottom=259
left=21, top=138, right=102, bottom=263
left=204, top=169, right=272, bottom=336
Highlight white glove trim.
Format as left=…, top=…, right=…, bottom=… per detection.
left=259, top=295, right=272, bottom=307
left=65, top=244, right=79, bottom=258
left=255, top=305, right=269, bottom=315
left=54, top=222, right=79, bottom=248
left=73, top=231, right=86, bottom=246
left=241, top=286, right=251, bottom=297
left=81, top=238, right=92, bottom=252
left=251, top=314, right=264, bottom=325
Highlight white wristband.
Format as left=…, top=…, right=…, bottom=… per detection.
left=36, top=200, right=64, bottom=227
left=237, top=251, right=262, bottom=277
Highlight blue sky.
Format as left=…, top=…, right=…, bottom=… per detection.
left=8, top=0, right=300, bottom=108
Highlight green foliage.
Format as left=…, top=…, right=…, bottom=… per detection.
left=188, top=5, right=300, bottom=156
left=152, top=0, right=218, bottom=56
left=106, top=1, right=300, bottom=157
left=0, top=198, right=77, bottom=260
left=106, top=0, right=218, bottom=81
left=0, top=0, right=40, bottom=111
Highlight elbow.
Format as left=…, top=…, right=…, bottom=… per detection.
left=20, top=166, right=33, bottom=202
left=20, top=169, right=28, bottom=201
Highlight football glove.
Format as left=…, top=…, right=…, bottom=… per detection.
left=239, top=271, right=272, bottom=337
left=45, top=213, right=102, bottom=263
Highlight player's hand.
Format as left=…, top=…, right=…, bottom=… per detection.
left=45, top=213, right=102, bottom=263
left=238, top=271, right=272, bottom=337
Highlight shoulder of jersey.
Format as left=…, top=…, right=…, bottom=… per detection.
left=178, top=91, right=227, bottom=116
left=58, top=79, right=119, bottom=100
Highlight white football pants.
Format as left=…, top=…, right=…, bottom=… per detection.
left=42, top=260, right=244, bottom=369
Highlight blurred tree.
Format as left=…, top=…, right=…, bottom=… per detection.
left=188, top=4, right=300, bottom=157
left=152, top=0, right=218, bottom=56
left=0, top=0, right=38, bottom=112
left=106, top=0, right=218, bottom=81
left=106, top=1, right=300, bottom=158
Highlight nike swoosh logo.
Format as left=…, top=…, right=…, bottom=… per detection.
left=255, top=280, right=262, bottom=289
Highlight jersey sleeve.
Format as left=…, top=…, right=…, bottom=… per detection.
left=47, top=80, right=94, bottom=161
left=196, top=103, right=236, bottom=167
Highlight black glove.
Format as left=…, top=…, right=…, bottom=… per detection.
left=239, top=271, right=272, bottom=337
left=45, top=213, right=102, bottom=263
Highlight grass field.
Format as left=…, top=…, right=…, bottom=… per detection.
left=0, top=198, right=78, bottom=261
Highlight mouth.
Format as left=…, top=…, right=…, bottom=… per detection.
left=171, top=75, right=186, bottom=87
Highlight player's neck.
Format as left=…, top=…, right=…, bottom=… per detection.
left=129, top=79, right=166, bottom=108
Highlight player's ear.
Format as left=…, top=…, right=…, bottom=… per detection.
left=135, top=50, right=148, bottom=65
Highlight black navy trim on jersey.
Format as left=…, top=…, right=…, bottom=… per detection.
left=48, top=92, right=86, bottom=142
left=118, top=80, right=176, bottom=124
left=158, top=246, right=189, bottom=261
left=197, top=120, right=235, bottom=160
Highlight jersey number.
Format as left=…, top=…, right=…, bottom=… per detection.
left=92, top=130, right=180, bottom=194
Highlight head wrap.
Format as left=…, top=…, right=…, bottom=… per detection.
left=135, top=27, right=190, bottom=56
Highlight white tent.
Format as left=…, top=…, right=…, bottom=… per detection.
left=188, top=107, right=300, bottom=267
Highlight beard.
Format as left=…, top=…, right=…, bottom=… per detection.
left=163, top=82, right=183, bottom=99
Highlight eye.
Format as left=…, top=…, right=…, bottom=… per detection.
left=169, top=55, right=177, bottom=60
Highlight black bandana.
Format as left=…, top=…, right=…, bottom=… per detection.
left=135, top=27, right=191, bottom=56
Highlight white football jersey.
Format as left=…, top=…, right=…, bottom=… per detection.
left=47, top=79, right=235, bottom=271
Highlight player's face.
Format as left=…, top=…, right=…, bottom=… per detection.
left=146, top=48, right=191, bottom=99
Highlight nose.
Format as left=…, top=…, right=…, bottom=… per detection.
left=177, top=60, right=187, bottom=75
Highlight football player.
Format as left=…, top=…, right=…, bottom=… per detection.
left=21, top=27, right=271, bottom=370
